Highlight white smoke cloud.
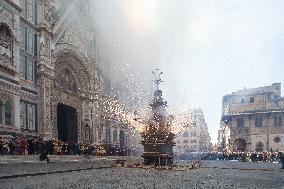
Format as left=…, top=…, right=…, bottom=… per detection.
left=90, top=0, right=284, bottom=143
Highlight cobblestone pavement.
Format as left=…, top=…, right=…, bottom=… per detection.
left=0, top=155, right=118, bottom=177
left=0, top=156, right=284, bottom=189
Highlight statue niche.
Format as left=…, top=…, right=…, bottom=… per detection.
left=0, top=23, right=12, bottom=64
left=56, top=68, right=77, bottom=93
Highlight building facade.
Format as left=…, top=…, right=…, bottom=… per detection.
left=0, top=0, right=134, bottom=149
left=174, top=109, right=211, bottom=154
left=220, top=83, right=284, bottom=152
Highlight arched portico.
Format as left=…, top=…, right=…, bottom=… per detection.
left=233, top=138, right=247, bottom=152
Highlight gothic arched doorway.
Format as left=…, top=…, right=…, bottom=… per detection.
left=57, top=103, right=78, bottom=143
left=255, top=141, right=264, bottom=152
left=50, top=47, right=96, bottom=143
left=233, top=138, right=246, bottom=152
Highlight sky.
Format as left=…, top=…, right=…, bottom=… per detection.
left=91, top=0, right=284, bottom=143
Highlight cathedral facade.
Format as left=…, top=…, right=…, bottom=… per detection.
left=0, top=0, right=130, bottom=148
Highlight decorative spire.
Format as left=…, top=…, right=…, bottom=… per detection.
left=152, top=69, right=163, bottom=90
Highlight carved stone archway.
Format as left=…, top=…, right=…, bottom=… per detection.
left=50, top=47, right=92, bottom=143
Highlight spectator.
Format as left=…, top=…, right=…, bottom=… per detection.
left=279, top=152, right=284, bottom=169
left=87, top=143, right=94, bottom=159
left=8, top=140, right=15, bottom=155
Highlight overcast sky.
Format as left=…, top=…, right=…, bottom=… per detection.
left=92, top=0, right=284, bottom=143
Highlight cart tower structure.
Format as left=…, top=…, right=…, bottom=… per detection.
left=141, top=69, right=175, bottom=165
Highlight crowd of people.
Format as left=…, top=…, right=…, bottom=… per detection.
left=0, top=136, right=129, bottom=157
left=1, top=136, right=283, bottom=168
left=219, top=151, right=282, bottom=162
left=176, top=151, right=284, bottom=165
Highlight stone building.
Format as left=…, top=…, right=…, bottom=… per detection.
left=217, top=121, right=230, bottom=152
left=174, top=109, right=211, bottom=154
left=220, top=83, right=284, bottom=152
left=0, top=0, right=133, bottom=148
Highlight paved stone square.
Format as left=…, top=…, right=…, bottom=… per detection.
left=0, top=156, right=283, bottom=189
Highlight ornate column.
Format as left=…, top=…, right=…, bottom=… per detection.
left=88, top=63, right=101, bottom=144
left=37, top=0, right=54, bottom=137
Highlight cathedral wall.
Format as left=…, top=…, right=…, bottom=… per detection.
left=0, top=0, right=124, bottom=148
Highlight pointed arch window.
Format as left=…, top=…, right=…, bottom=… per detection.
left=237, top=118, right=245, bottom=128
left=4, top=101, right=12, bottom=125
left=0, top=101, right=12, bottom=126
left=278, top=117, right=282, bottom=126
left=255, top=116, right=262, bottom=127
left=274, top=116, right=282, bottom=127
left=19, top=23, right=37, bottom=82
left=27, top=104, right=35, bottom=130
left=20, top=101, right=26, bottom=129
left=27, top=0, right=35, bottom=23
left=21, top=0, right=36, bottom=24
left=20, top=101, right=37, bottom=131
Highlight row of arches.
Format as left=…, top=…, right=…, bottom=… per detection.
left=233, top=138, right=264, bottom=152
left=234, top=115, right=283, bottom=128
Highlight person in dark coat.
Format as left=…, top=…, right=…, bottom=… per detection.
left=87, top=143, right=94, bottom=159
left=8, top=140, right=15, bottom=155
left=39, top=150, right=49, bottom=163
left=46, top=140, right=54, bottom=155
left=74, top=143, right=80, bottom=155
left=67, top=142, right=71, bottom=155
left=39, top=141, right=49, bottom=163
left=0, top=137, right=3, bottom=155
left=251, top=152, right=257, bottom=162
left=279, top=152, right=284, bottom=169
left=27, top=139, right=34, bottom=155
left=36, top=138, right=44, bottom=155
